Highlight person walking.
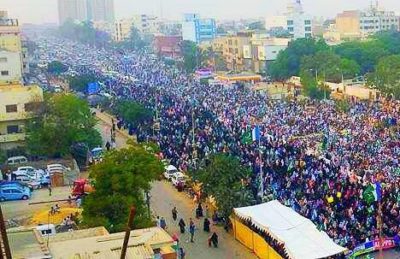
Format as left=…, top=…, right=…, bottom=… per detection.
left=203, top=218, right=210, bottom=232
left=178, top=218, right=186, bottom=234
left=172, top=207, right=178, bottom=221
left=189, top=218, right=195, bottom=243
left=209, top=231, right=219, bottom=248
left=48, top=185, right=52, bottom=196
left=160, top=216, right=167, bottom=230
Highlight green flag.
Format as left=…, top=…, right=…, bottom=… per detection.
left=241, top=131, right=252, bottom=145
left=363, top=184, right=375, bottom=205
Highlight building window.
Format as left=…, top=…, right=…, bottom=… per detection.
left=24, top=102, right=40, bottom=112
left=287, top=20, right=293, bottom=26
left=1, top=70, right=9, bottom=76
left=235, top=48, right=239, bottom=54
left=288, top=27, right=294, bottom=32
left=7, top=125, right=19, bottom=134
left=304, top=20, right=311, bottom=25
left=6, top=104, right=17, bottom=113
left=305, top=33, right=312, bottom=38
left=0, top=57, right=7, bottom=63
left=305, top=26, right=311, bottom=31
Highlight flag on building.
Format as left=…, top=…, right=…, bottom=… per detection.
left=252, top=125, right=261, bottom=142
left=241, top=130, right=252, bottom=145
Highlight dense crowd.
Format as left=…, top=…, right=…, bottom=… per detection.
left=35, top=36, right=400, bottom=251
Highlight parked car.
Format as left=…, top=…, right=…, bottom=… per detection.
left=14, top=166, right=46, bottom=180
left=171, top=172, right=188, bottom=188
left=14, top=174, right=42, bottom=190
left=6, top=156, right=28, bottom=166
left=164, top=165, right=178, bottom=180
left=0, top=186, right=31, bottom=201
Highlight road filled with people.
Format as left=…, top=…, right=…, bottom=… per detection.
left=34, top=36, right=400, bottom=251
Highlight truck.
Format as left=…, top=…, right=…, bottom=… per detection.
left=71, top=179, right=94, bottom=198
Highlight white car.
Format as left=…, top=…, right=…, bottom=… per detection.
left=171, top=172, right=187, bottom=187
left=14, top=167, right=46, bottom=180
left=164, top=165, right=178, bottom=180
left=14, top=173, right=42, bottom=190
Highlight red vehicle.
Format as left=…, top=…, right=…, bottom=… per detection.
left=71, top=179, right=94, bottom=197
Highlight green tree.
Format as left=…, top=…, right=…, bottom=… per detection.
left=68, top=74, right=98, bottom=93
left=300, top=50, right=342, bottom=82
left=180, top=40, right=205, bottom=73
left=192, top=154, right=253, bottom=219
left=59, top=20, right=111, bottom=47
left=269, top=38, right=328, bottom=81
left=114, top=100, right=152, bottom=127
left=82, top=144, right=163, bottom=232
left=26, top=94, right=101, bottom=157
left=368, top=55, right=400, bottom=98
left=300, top=70, right=329, bottom=100
left=47, top=61, right=68, bottom=75
left=340, top=58, right=361, bottom=80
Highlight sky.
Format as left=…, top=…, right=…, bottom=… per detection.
left=0, top=0, right=399, bottom=24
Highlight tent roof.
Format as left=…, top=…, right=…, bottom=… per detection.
left=165, top=165, right=177, bottom=171
left=234, top=200, right=346, bottom=259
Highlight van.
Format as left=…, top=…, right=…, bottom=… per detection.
left=6, top=156, right=28, bottom=166
left=164, top=165, right=178, bottom=180
left=171, top=172, right=188, bottom=188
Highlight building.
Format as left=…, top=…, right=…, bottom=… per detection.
left=335, top=11, right=361, bottom=40
left=243, top=35, right=289, bottom=73
left=182, top=13, right=216, bottom=44
left=220, top=32, right=252, bottom=71
left=57, top=0, right=88, bottom=25
left=359, top=4, right=399, bottom=37
left=265, top=15, right=287, bottom=30
left=88, top=0, right=115, bottom=23
left=114, top=15, right=159, bottom=41
left=0, top=51, right=22, bottom=83
left=0, top=16, right=23, bottom=84
left=0, top=84, right=43, bottom=151
left=286, top=0, right=313, bottom=38
left=154, top=35, right=182, bottom=58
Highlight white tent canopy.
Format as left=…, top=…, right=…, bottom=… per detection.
left=234, top=200, right=346, bottom=259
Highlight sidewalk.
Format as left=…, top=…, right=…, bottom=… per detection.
left=94, top=109, right=136, bottom=143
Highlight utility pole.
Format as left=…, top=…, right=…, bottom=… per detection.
left=0, top=205, right=12, bottom=259
left=120, top=206, right=136, bottom=259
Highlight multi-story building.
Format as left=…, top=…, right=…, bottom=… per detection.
left=58, top=0, right=88, bottom=25
left=359, top=5, right=399, bottom=36
left=88, top=0, right=115, bottom=23
left=0, top=84, right=43, bottom=151
left=0, top=16, right=23, bottom=84
left=265, top=15, right=287, bottom=30
left=243, top=35, right=289, bottom=73
left=335, top=11, right=361, bottom=40
left=182, top=13, right=216, bottom=44
left=114, top=15, right=159, bottom=41
left=220, top=32, right=252, bottom=71
left=286, top=0, right=313, bottom=38
left=153, top=35, right=182, bottom=58
left=114, top=18, right=134, bottom=42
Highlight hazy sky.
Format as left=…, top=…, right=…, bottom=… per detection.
left=1, top=0, right=399, bottom=24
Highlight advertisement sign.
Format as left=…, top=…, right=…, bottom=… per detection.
left=87, top=82, right=100, bottom=95
left=347, top=238, right=398, bottom=258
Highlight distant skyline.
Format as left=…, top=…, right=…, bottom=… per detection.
left=1, top=0, right=400, bottom=24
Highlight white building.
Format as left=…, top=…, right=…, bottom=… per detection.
left=359, top=4, right=399, bottom=36
left=0, top=51, right=22, bottom=84
left=88, top=0, right=115, bottom=23
left=182, top=13, right=216, bottom=44
left=286, top=0, right=313, bottom=38
left=113, top=15, right=159, bottom=42
left=58, top=0, right=88, bottom=25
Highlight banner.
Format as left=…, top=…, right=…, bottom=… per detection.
left=346, top=238, right=398, bottom=258
left=87, top=82, right=100, bottom=95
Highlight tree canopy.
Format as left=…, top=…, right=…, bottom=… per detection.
left=368, top=55, right=400, bottom=98
left=26, top=94, right=102, bottom=158
left=192, top=154, right=254, bottom=219
left=114, top=100, right=152, bottom=127
left=68, top=74, right=98, bottom=93
left=82, top=144, right=163, bottom=232
left=47, top=61, right=68, bottom=75
left=58, top=20, right=111, bottom=47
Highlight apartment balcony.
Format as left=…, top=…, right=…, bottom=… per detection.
left=0, top=112, right=33, bottom=122
left=0, top=133, right=25, bottom=143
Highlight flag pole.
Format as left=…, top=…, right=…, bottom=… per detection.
left=378, top=200, right=383, bottom=259
left=258, top=127, right=263, bottom=200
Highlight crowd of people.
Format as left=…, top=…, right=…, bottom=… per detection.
left=34, top=36, right=400, bottom=252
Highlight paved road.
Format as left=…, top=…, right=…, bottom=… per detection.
left=96, top=111, right=256, bottom=259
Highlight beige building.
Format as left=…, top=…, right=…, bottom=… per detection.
left=58, top=0, right=88, bottom=25
left=220, top=32, right=252, bottom=71
left=0, top=84, right=43, bottom=150
left=0, top=51, right=22, bottom=84
left=114, top=18, right=134, bottom=42
left=335, top=11, right=361, bottom=40
left=114, top=15, right=159, bottom=42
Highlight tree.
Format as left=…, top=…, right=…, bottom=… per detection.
left=340, top=58, right=360, bottom=80
left=300, top=70, right=328, bottom=100
left=59, top=20, right=111, bottom=47
left=192, top=154, right=253, bottom=219
left=300, top=51, right=342, bottom=82
left=68, top=74, right=98, bottom=93
left=269, top=38, right=328, bottom=81
left=26, top=94, right=102, bottom=157
left=47, top=61, right=68, bottom=75
left=114, top=100, right=152, bottom=127
left=368, top=55, right=400, bottom=98
left=180, top=40, right=199, bottom=73
left=82, top=144, right=163, bottom=232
